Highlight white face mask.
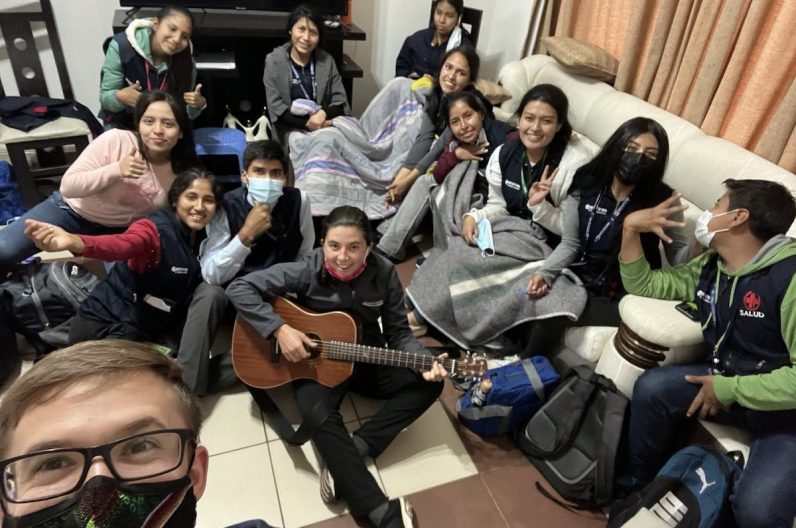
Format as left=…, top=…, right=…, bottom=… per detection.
left=694, top=209, right=738, bottom=247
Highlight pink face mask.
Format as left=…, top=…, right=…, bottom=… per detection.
left=323, top=258, right=367, bottom=282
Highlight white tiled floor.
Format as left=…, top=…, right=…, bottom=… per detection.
left=196, top=385, right=477, bottom=528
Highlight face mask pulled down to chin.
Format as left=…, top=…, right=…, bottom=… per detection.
left=3, top=476, right=197, bottom=528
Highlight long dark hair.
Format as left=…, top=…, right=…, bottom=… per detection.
left=516, top=84, right=572, bottom=171
left=167, top=168, right=224, bottom=214
left=154, top=5, right=195, bottom=100
left=321, top=206, right=374, bottom=245
left=442, top=91, right=486, bottom=139
left=570, top=117, right=669, bottom=205
left=133, top=90, right=198, bottom=173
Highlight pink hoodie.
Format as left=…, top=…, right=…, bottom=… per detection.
left=60, top=129, right=176, bottom=227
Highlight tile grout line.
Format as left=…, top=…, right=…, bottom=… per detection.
left=480, top=472, right=511, bottom=528
left=264, top=432, right=287, bottom=528
left=208, top=441, right=269, bottom=458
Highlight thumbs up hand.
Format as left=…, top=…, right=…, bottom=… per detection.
left=184, top=83, right=206, bottom=108
left=116, top=80, right=143, bottom=107
left=120, top=147, right=147, bottom=179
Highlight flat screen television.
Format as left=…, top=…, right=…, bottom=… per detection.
left=123, top=1, right=347, bottom=15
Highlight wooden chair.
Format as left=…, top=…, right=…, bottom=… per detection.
left=0, top=0, right=92, bottom=208
left=428, top=1, right=483, bottom=48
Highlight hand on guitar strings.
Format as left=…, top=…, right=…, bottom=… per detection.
left=422, top=353, right=449, bottom=382
left=273, top=324, right=316, bottom=362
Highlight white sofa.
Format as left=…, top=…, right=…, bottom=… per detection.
left=495, top=54, right=796, bottom=457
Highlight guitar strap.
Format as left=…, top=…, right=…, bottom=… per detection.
left=247, top=383, right=349, bottom=446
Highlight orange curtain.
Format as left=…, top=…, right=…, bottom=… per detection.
left=538, top=0, right=796, bottom=174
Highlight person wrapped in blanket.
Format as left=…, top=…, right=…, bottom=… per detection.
left=263, top=4, right=350, bottom=144
left=23, top=169, right=230, bottom=396
left=404, top=84, right=596, bottom=342
left=377, top=91, right=514, bottom=260
left=519, top=117, right=688, bottom=358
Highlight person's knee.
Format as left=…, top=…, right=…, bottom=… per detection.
left=632, top=367, right=680, bottom=406
left=193, top=283, right=228, bottom=309
left=732, top=492, right=782, bottom=528
left=422, top=378, right=444, bottom=402
left=733, top=471, right=795, bottom=528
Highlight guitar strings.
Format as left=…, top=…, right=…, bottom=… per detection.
left=306, top=339, right=468, bottom=373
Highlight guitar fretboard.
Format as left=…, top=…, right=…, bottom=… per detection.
left=313, top=340, right=457, bottom=373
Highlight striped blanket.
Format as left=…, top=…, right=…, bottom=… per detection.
left=289, top=78, right=427, bottom=219
left=406, top=161, right=587, bottom=349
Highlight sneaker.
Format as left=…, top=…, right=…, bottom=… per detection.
left=415, top=256, right=426, bottom=269
left=407, top=311, right=427, bottom=338
left=377, top=497, right=417, bottom=528
left=319, top=463, right=339, bottom=505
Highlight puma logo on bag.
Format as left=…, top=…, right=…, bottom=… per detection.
left=695, top=467, right=716, bottom=494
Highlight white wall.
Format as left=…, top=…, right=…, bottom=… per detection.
left=346, top=0, right=534, bottom=114
left=1, top=0, right=532, bottom=118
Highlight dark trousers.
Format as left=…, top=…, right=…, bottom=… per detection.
left=628, top=364, right=796, bottom=528
left=519, top=294, right=620, bottom=358
left=293, top=364, right=442, bottom=518
left=69, top=282, right=227, bottom=395
left=0, top=192, right=122, bottom=272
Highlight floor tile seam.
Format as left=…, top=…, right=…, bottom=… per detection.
left=207, top=441, right=270, bottom=458
left=263, top=418, right=361, bottom=444
left=264, top=438, right=287, bottom=528
left=479, top=473, right=511, bottom=527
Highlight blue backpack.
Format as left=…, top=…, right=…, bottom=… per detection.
left=0, top=161, right=26, bottom=224
left=608, top=445, right=742, bottom=528
left=457, top=356, right=559, bottom=437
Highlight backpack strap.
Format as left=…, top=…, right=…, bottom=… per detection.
left=594, top=384, right=629, bottom=505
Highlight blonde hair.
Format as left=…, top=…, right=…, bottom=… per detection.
left=0, top=340, right=202, bottom=456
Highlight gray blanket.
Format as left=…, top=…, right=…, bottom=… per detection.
left=290, top=78, right=426, bottom=219
left=406, top=161, right=587, bottom=348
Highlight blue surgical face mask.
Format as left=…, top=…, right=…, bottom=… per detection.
left=246, top=178, right=284, bottom=208
left=476, top=218, right=495, bottom=257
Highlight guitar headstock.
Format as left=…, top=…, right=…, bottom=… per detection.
left=452, top=352, right=488, bottom=380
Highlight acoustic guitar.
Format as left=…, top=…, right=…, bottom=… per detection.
left=231, top=296, right=487, bottom=389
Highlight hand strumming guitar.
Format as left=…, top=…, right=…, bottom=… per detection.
left=273, top=323, right=316, bottom=362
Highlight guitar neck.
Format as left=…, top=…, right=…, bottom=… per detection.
left=320, top=341, right=455, bottom=373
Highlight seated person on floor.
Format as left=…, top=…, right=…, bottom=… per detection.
left=203, top=139, right=314, bottom=286
left=377, top=90, right=514, bottom=260
left=520, top=117, right=688, bottom=358
left=100, top=5, right=206, bottom=129
left=263, top=4, right=349, bottom=143
left=395, top=0, right=473, bottom=80
left=618, top=179, right=796, bottom=528
left=24, top=169, right=227, bottom=397
left=0, top=91, right=198, bottom=275
left=0, top=339, right=275, bottom=528
left=226, top=206, right=446, bottom=528
left=386, top=45, right=487, bottom=204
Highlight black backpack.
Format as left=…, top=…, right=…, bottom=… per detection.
left=0, top=260, right=99, bottom=352
left=517, top=365, right=628, bottom=508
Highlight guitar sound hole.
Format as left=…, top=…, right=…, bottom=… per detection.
left=306, top=332, right=322, bottom=359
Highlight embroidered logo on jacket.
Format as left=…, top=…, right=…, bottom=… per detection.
left=171, top=266, right=189, bottom=274
left=739, top=290, right=765, bottom=318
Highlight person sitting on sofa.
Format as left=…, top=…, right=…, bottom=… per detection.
left=618, top=178, right=796, bottom=528
left=377, top=91, right=513, bottom=260
left=395, top=0, right=473, bottom=80
left=263, top=4, right=349, bottom=143
left=0, top=339, right=275, bottom=527
left=202, top=139, right=314, bottom=286
left=521, top=117, right=688, bottom=357
left=24, top=169, right=226, bottom=396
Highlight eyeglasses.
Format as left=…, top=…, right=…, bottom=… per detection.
left=0, top=429, right=196, bottom=504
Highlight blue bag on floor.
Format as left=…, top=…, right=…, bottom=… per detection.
left=456, top=356, right=559, bottom=437
left=0, top=161, right=26, bottom=224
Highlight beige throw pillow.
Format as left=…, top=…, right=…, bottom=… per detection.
left=474, top=79, right=513, bottom=105
left=541, top=36, right=619, bottom=82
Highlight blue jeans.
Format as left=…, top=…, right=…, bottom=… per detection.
left=628, top=364, right=796, bottom=528
left=0, top=192, right=122, bottom=271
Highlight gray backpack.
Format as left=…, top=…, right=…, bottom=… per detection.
left=517, top=365, right=628, bottom=508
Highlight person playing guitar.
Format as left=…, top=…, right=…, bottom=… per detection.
left=226, top=205, right=447, bottom=528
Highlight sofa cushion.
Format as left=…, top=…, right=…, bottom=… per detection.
left=474, top=79, right=512, bottom=106
left=563, top=325, right=616, bottom=363
left=541, top=36, right=619, bottom=82
left=618, top=295, right=703, bottom=348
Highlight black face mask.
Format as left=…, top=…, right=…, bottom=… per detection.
left=2, top=476, right=197, bottom=528
left=616, top=151, right=657, bottom=186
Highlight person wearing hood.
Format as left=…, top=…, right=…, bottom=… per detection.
left=100, top=5, right=205, bottom=129
left=395, top=0, right=473, bottom=80
left=517, top=117, right=688, bottom=357
left=618, top=178, right=796, bottom=528
left=202, top=139, right=315, bottom=286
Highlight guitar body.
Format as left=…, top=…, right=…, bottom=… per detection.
left=232, top=297, right=359, bottom=389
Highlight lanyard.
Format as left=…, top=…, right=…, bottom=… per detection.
left=288, top=49, right=316, bottom=101
left=144, top=61, right=168, bottom=92
left=704, top=270, right=750, bottom=373
left=520, top=150, right=547, bottom=200
left=583, top=188, right=632, bottom=251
